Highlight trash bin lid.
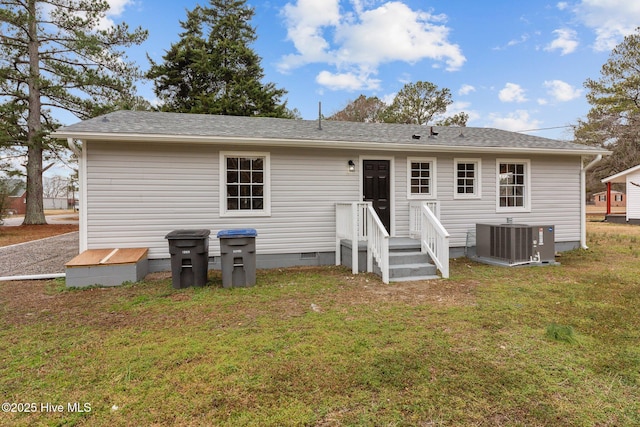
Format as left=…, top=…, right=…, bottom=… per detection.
left=216, top=228, right=258, bottom=238
left=165, top=229, right=211, bottom=239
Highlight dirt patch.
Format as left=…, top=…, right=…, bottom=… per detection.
left=348, top=277, right=476, bottom=307
left=0, top=224, right=79, bottom=247
left=0, top=267, right=478, bottom=331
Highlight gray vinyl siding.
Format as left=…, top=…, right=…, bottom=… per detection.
left=86, top=141, right=582, bottom=260
left=394, top=153, right=581, bottom=247
left=86, top=142, right=359, bottom=259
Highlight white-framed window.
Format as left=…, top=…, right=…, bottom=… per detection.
left=454, top=158, right=481, bottom=199
left=407, top=158, right=437, bottom=199
left=496, top=159, right=531, bottom=212
left=220, top=152, right=271, bottom=217
left=615, top=193, right=623, bottom=202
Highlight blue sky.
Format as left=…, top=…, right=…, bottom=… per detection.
left=90, top=0, right=640, bottom=141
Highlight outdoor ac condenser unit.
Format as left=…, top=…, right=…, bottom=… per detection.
left=476, top=223, right=555, bottom=265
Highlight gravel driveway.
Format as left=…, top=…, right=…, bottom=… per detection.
left=0, top=232, right=79, bottom=277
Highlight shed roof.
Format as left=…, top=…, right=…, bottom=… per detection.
left=53, top=110, right=610, bottom=156
left=602, top=164, right=640, bottom=184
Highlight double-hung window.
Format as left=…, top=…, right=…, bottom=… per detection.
left=454, top=159, right=481, bottom=199
left=497, top=159, right=530, bottom=212
left=220, top=152, right=270, bottom=216
left=407, top=158, right=436, bottom=199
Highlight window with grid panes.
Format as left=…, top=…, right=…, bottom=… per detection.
left=498, top=162, right=526, bottom=208
left=410, top=161, right=432, bottom=195
left=456, top=162, right=477, bottom=196
left=222, top=153, right=269, bottom=215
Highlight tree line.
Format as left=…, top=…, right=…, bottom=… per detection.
left=1, top=0, right=639, bottom=224
left=327, top=82, right=469, bottom=126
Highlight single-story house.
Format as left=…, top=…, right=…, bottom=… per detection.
left=53, top=111, right=609, bottom=283
left=591, top=190, right=625, bottom=207
left=602, top=164, right=640, bottom=224
left=6, top=190, right=26, bottom=215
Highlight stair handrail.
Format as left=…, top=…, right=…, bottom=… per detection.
left=415, top=202, right=450, bottom=278
left=336, top=202, right=370, bottom=273
left=410, top=201, right=440, bottom=237
left=365, top=204, right=390, bottom=284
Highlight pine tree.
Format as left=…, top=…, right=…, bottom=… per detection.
left=0, top=0, right=147, bottom=224
left=328, top=82, right=467, bottom=126
left=148, top=0, right=288, bottom=117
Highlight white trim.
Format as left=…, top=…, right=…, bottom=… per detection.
left=407, top=157, right=437, bottom=200
left=219, top=151, right=271, bottom=217
left=453, top=158, right=482, bottom=199
left=581, top=154, right=603, bottom=249
left=360, top=155, right=396, bottom=236
left=602, top=163, right=640, bottom=183
left=496, top=159, right=531, bottom=213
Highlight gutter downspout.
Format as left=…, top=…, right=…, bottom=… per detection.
left=581, top=154, right=603, bottom=249
left=67, top=138, right=88, bottom=252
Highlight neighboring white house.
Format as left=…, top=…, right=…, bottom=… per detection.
left=53, top=111, right=609, bottom=280
left=602, top=164, right=640, bottom=224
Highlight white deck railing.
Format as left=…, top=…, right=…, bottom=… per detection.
left=336, top=202, right=370, bottom=274
left=409, top=201, right=440, bottom=237
left=365, top=204, right=390, bottom=284
left=410, top=201, right=450, bottom=278
left=338, top=201, right=447, bottom=282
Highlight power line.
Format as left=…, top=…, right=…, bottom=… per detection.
left=517, top=125, right=573, bottom=133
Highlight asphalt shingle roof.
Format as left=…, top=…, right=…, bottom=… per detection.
left=54, top=110, right=608, bottom=154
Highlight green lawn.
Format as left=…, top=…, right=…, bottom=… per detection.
left=1, top=222, right=639, bottom=426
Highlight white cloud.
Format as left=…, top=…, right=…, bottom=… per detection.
left=94, top=0, right=135, bottom=30
left=459, top=84, right=476, bottom=96
left=493, top=34, right=530, bottom=51
left=507, top=34, right=530, bottom=47
left=499, top=83, right=528, bottom=103
left=334, top=2, right=465, bottom=70
left=380, top=92, right=396, bottom=105
left=447, top=101, right=480, bottom=124
left=572, top=0, right=640, bottom=51
left=557, top=2, right=569, bottom=11
left=315, top=70, right=381, bottom=91
left=279, top=0, right=341, bottom=72
left=545, top=28, right=579, bottom=55
left=487, top=110, right=542, bottom=132
left=106, top=0, right=133, bottom=16
left=279, top=1, right=466, bottom=90
left=543, top=80, right=583, bottom=102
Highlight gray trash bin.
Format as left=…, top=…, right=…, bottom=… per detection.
left=217, top=228, right=257, bottom=288
left=165, top=229, right=210, bottom=289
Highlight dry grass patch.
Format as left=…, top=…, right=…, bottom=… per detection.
left=0, top=224, right=78, bottom=247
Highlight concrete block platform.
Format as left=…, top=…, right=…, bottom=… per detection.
left=65, top=248, right=149, bottom=287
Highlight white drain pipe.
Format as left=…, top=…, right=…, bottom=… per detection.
left=0, top=273, right=65, bottom=282
left=581, top=154, right=603, bottom=249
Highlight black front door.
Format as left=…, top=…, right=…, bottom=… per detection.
left=363, top=160, right=391, bottom=233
